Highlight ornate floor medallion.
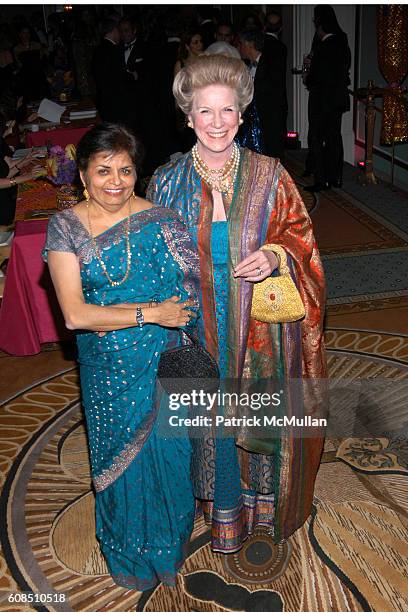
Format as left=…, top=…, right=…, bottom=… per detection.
left=1, top=330, right=407, bottom=611
left=223, top=527, right=292, bottom=584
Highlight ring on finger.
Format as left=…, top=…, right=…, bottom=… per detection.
left=257, top=266, right=263, bottom=275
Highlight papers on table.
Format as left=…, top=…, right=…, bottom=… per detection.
left=69, top=109, right=97, bottom=120
left=22, top=121, right=60, bottom=131
left=13, top=147, right=47, bottom=159
left=0, top=231, right=14, bottom=247
left=37, top=98, right=66, bottom=123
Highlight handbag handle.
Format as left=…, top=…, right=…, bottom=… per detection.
left=178, top=328, right=199, bottom=346
left=260, top=244, right=290, bottom=276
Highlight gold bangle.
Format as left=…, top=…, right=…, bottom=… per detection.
left=260, top=244, right=283, bottom=270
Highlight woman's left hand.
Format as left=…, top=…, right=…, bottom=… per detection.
left=16, top=150, right=35, bottom=168
left=7, top=166, right=19, bottom=179
left=5, top=150, right=34, bottom=173
left=233, top=249, right=279, bottom=282
left=19, top=165, right=46, bottom=182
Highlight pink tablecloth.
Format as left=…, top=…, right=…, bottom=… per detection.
left=0, top=220, right=73, bottom=356
left=26, top=125, right=91, bottom=148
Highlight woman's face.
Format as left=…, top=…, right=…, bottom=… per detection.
left=187, top=34, right=203, bottom=56
left=189, top=84, right=240, bottom=156
left=81, top=150, right=136, bottom=211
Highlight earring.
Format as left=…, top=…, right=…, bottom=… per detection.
left=83, top=187, right=90, bottom=201
left=187, top=121, right=193, bottom=128
left=239, top=118, right=244, bottom=125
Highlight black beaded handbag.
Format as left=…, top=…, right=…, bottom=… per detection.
left=157, top=330, right=220, bottom=394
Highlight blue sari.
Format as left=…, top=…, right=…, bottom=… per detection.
left=44, top=206, right=200, bottom=590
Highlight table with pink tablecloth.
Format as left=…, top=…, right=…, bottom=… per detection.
left=26, top=125, right=91, bottom=148
left=0, top=220, right=73, bottom=356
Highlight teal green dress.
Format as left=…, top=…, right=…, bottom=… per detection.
left=211, top=222, right=228, bottom=377
left=44, top=206, right=200, bottom=590
left=191, top=221, right=242, bottom=514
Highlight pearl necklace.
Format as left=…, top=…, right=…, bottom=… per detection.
left=87, top=198, right=132, bottom=287
left=192, top=142, right=240, bottom=194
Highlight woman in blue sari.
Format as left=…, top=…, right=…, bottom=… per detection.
left=44, top=123, right=199, bottom=590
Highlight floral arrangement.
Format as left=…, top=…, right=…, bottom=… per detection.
left=45, top=144, right=77, bottom=186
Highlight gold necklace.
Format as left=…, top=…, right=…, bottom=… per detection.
left=192, top=142, right=240, bottom=194
left=87, top=198, right=132, bottom=287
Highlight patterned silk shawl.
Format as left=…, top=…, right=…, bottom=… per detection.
left=147, top=148, right=326, bottom=542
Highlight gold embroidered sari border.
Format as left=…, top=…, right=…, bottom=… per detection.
left=93, top=410, right=156, bottom=492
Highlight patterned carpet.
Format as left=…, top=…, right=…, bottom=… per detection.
left=1, top=329, right=407, bottom=612
left=288, top=154, right=408, bottom=317
left=1, top=153, right=407, bottom=610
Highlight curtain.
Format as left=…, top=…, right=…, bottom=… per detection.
left=377, top=5, right=408, bottom=144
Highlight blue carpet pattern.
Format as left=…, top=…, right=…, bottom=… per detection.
left=324, top=252, right=408, bottom=303
left=290, top=149, right=408, bottom=233
left=288, top=150, right=408, bottom=305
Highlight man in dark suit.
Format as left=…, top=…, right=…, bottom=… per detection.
left=119, top=17, right=147, bottom=89
left=263, top=11, right=287, bottom=69
left=92, top=19, right=133, bottom=126
left=119, top=16, right=148, bottom=136
left=215, top=22, right=235, bottom=46
left=143, top=12, right=183, bottom=172
left=197, top=6, right=216, bottom=50
left=239, top=28, right=287, bottom=159
left=304, top=6, right=351, bottom=192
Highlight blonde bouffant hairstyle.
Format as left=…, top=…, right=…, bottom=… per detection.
left=173, top=54, right=254, bottom=115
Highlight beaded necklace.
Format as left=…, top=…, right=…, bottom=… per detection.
left=192, top=142, right=240, bottom=194
left=87, top=197, right=132, bottom=287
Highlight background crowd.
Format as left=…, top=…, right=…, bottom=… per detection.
left=0, top=5, right=352, bottom=222
left=0, top=6, right=289, bottom=176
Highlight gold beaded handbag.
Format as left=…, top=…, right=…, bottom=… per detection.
left=250, top=244, right=305, bottom=323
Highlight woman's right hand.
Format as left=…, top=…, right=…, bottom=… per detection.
left=149, top=296, right=197, bottom=328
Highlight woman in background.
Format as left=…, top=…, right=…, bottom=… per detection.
left=0, top=105, right=42, bottom=226
left=174, top=29, right=204, bottom=76
left=174, top=29, right=204, bottom=152
left=14, top=26, right=49, bottom=102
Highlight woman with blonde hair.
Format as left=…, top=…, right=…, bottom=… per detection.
left=147, top=54, right=326, bottom=551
